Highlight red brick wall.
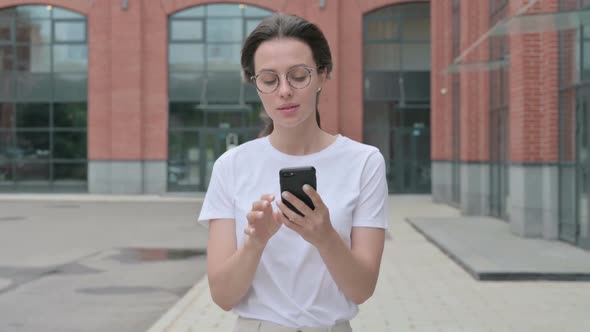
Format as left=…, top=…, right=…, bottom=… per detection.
left=431, top=0, right=451, bottom=160
left=509, top=0, right=559, bottom=162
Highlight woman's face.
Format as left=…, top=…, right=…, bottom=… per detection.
left=253, top=38, right=325, bottom=130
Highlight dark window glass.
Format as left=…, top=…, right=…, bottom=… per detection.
left=207, top=19, right=243, bottom=42
left=54, top=162, right=86, bottom=180
left=0, top=46, right=14, bottom=71
left=168, top=131, right=199, bottom=161
left=16, top=131, right=50, bottom=158
left=15, top=72, right=52, bottom=101
left=169, top=44, right=204, bottom=71
left=0, top=21, right=12, bottom=42
left=54, top=103, right=87, bottom=127
left=169, top=103, right=204, bottom=128
left=16, top=103, right=49, bottom=127
left=15, top=162, right=49, bottom=180
left=0, top=104, right=15, bottom=128
left=53, top=131, right=86, bottom=159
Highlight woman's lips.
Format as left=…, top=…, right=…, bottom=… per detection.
left=278, top=104, right=299, bottom=115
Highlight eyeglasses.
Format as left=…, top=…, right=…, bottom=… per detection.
left=250, top=66, right=314, bottom=94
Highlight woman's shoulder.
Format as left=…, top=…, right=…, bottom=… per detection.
left=337, top=135, right=382, bottom=156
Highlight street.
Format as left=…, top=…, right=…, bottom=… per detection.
left=0, top=199, right=207, bottom=332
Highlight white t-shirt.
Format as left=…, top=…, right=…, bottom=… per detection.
left=198, top=134, right=388, bottom=328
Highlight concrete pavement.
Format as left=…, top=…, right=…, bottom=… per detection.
left=149, top=195, right=590, bottom=332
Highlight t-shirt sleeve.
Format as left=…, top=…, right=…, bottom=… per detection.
left=352, top=150, right=389, bottom=229
left=197, top=155, right=235, bottom=227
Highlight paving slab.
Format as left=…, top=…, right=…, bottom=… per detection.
left=407, top=216, right=590, bottom=280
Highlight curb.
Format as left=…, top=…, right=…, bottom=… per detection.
left=147, top=275, right=210, bottom=332
left=0, top=194, right=204, bottom=203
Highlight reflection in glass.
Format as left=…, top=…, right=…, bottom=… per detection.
left=53, top=45, right=88, bottom=72
left=16, top=103, right=49, bottom=128
left=207, top=19, right=242, bottom=42
left=206, top=44, right=241, bottom=71
left=169, top=44, right=204, bottom=71
left=53, top=131, right=86, bottom=159
left=16, top=45, right=51, bottom=72
left=55, top=21, right=85, bottom=42
left=54, top=103, right=87, bottom=127
left=16, top=131, right=50, bottom=158
left=364, top=43, right=401, bottom=70
left=171, top=20, right=203, bottom=41
left=54, top=162, right=86, bottom=180
left=0, top=104, right=15, bottom=128
left=16, top=20, right=50, bottom=43
left=366, top=19, right=398, bottom=40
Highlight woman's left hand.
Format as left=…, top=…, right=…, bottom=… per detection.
left=277, top=185, right=336, bottom=249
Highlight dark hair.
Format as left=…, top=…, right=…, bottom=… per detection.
left=241, top=13, right=333, bottom=137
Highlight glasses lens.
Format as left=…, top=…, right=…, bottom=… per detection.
left=255, top=72, right=279, bottom=93
left=287, top=67, right=311, bottom=89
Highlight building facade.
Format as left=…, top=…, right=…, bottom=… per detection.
left=1, top=0, right=589, bottom=250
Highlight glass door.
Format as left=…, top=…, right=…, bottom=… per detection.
left=577, top=87, right=590, bottom=249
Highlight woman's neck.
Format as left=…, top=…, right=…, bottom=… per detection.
left=268, top=125, right=336, bottom=156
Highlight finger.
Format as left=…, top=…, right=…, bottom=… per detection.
left=260, top=194, right=275, bottom=202
left=252, top=200, right=270, bottom=211
left=246, top=210, right=263, bottom=225
left=277, top=200, right=305, bottom=227
left=281, top=191, right=313, bottom=216
left=275, top=209, right=303, bottom=232
left=302, top=185, right=324, bottom=210
left=244, top=226, right=255, bottom=236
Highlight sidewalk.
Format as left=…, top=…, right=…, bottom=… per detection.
left=149, top=195, right=590, bottom=332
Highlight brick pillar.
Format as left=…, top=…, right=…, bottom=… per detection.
left=508, top=0, right=560, bottom=238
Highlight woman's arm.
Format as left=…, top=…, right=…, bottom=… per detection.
left=316, top=226, right=385, bottom=304
left=207, top=195, right=282, bottom=311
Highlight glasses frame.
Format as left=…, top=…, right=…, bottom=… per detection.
left=250, top=66, right=315, bottom=94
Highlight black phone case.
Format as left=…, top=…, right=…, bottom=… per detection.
left=279, top=166, right=316, bottom=216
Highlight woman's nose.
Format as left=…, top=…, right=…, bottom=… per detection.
left=277, top=77, right=293, bottom=98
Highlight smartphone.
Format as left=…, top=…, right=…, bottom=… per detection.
left=279, top=166, right=316, bottom=216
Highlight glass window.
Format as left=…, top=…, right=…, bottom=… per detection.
left=0, top=21, right=12, bottom=42
left=171, top=6, right=205, bottom=18
left=16, top=20, right=51, bottom=43
left=402, top=18, right=430, bottom=41
left=16, top=103, right=49, bottom=128
left=53, top=45, right=88, bottom=72
left=207, top=19, right=242, bottom=42
left=364, top=43, right=401, bottom=70
left=54, top=103, right=87, bottom=127
left=366, top=19, right=398, bottom=40
left=16, top=45, right=51, bottom=72
left=53, top=73, right=87, bottom=101
left=52, top=8, right=83, bottom=19
left=169, top=44, right=204, bottom=71
left=54, top=162, right=86, bottom=180
left=54, top=21, right=85, bottom=42
left=206, top=4, right=242, bottom=17
left=206, top=44, right=241, bottom=71
left=402, top=44, right=431, bottom=70
left=53, top=131, right=86, bottom=159
left=168, top=131, right=199, bottom=161
left=169, top=103, right=204, bottom=128
left=16, top=131, right=49, bottom=157
left=171, top=20, right=203, bottom=41
left=0, top=5, right=88, bottom=191
left=0, top=104, right=15, bottom=128
left=15, top=6, right=51, bottom=19
left=0, top=46, right=14, bottom=71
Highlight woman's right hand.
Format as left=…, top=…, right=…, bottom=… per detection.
left=245, top=194, right=282, bottom=248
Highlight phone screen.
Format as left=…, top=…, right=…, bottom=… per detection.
left=279, top=166, right=316, bottom=216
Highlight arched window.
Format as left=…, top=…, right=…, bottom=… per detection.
left=167, top=3, right=272, bottom=191
left=0, top=5, right=88, bottom=192
left=363, top=2, right=431, bottom=193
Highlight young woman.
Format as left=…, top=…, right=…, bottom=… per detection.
left=198, top=13, right=388, bottom=332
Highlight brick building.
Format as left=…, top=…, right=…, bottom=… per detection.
left=0, top=0, right=588, bottom=250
